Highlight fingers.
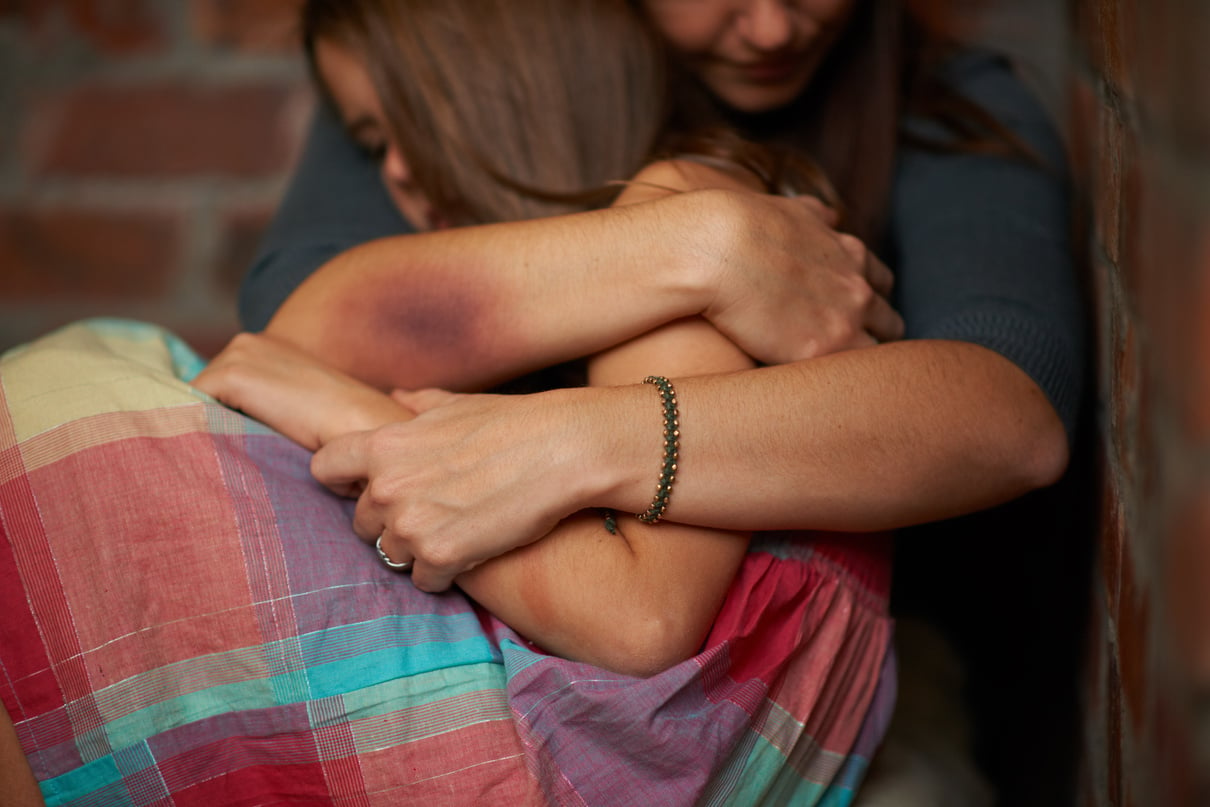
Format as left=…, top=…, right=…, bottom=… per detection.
left=373, top=531, right=461, bottom=595
left=409, top=562, right=459, bottom=595
left=835, top=233, right=901, bottom=343
left=311, top=430, right=372, bottom=493
left=392, top=387, right=459, bottom=413
left=374, top=531, right=414, bottom=572
left=863, top=252, right=895, bottom=299
left=864, top=294, right=905, bottom=344
left=796, top=194, right=840, bottom=228
left=366, top=510, right=462, bottom=593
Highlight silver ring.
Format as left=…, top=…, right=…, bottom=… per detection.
left=375, top=533, right=412, bottom=572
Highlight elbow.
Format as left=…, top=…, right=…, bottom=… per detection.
left=1011, top=400, right=1071, bottom=493
left=592, top=610, right=707, bottom=679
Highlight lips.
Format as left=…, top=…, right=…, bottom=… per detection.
left=734, top=57, right=801, bottom=84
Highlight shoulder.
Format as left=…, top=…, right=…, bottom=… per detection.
left=909, top=47, right=1067, bottom=165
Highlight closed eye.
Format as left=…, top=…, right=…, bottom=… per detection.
left=356, top=139, right=387, bottom=163
left=345, top=116, right=388, bottom=163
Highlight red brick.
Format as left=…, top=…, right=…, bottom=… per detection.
left=8, top=0, right=167, bottom=54
left=191, top=0, right=302, bottom=53
left=1100, top=476, right=1124, bottom=621
left=1186, top=229, right=1210, bottom=441
left=1094, top=103, right=1123, bottom=266
left=215, top=205, right=275, bottom=298
left=65, top=0, right=167, bottom=55
left=1111, top=315, right=1139, bottom=476
left=1135, top=2, right=1210, bottom=152
left=1165, top=488, right=1210, bottom=684
left=1117, top=545, right=1150, bottom=736
left=1068, top=73, right=1098, bottom=203
left=0, top=205, right=182, bottom=298
left=1107, top=651, right=1123, bottom=805
left=1073, top=0, right=1130, bottom=98
left=1133, top=154, right=1203, bottom=407
left=29, top=82, right=300, bottom=179
left=1117, top=123, right=1143, bottom=303
left=1097, top=0, right=1127, bottom=96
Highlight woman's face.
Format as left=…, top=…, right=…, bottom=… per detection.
left=314, top=38, right=441, bottom=231
left=641, top=0, right=857, bottom=113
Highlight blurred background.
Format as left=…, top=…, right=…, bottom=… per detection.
left=1, top=2, right=1208, bottom=806
left=0, top=0, right=309, bottom=357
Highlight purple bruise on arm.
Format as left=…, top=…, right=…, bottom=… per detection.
left=342, top=265, right=501, bottom=390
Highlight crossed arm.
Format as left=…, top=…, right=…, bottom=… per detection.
left=197, top=159, right=765, bottom=676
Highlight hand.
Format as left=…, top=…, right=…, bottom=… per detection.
left=311, top=387, right=587, bottom=593
left=192, top=332, right=414, bottom=450
left=694, top=189, right=903, bottom=364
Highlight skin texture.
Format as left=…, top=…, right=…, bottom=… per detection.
left=316, top=40, right=439, bottom=230
left=198, top=158, right=765, bottom=674
left=0, top=702, right=43, bottom=806
left=278, top=24, right=900, bottom=392
left=267, top=188, right=900, bottom=392
left=268, top=4, right=1069, bottom=593
left=313, top=339, right=1067, bottom=593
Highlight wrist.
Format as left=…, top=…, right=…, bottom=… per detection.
left=559, top=384, right=665, bottom=518
left=640, top=190, right=727, bottom=318
left=541, top=386, right=644, bottom=514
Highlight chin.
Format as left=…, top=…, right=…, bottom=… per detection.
left=711, top=77, right=812, bottom=115
left=719, top=87, right=802, bottom=114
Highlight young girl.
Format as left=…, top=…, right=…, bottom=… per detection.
left=0, top=1, right=896, bottom=804
left=248, top=0, right=1080, bottom=598
left=197, top=0, right=880, bottom=678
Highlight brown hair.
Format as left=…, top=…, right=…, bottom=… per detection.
left=302, top=0, right=672, bottom=225
left=655, top=0, right=1038, bottom=246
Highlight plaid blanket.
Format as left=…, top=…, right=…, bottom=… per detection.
left=0, top=319, right=894, bottom=806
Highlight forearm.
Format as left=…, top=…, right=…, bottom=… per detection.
left=457, top=512, right=747, bottom=677
left=574, top=339, right=1068, bottom=532
left=265, top=197, right=720, bottom=393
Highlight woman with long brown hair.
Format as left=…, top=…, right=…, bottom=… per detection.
left=0, top=1, right=904, bottom=804
left=198, top=0, right=860, bottom=676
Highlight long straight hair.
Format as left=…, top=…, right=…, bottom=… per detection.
left=659, top=0, right=1033, bottom=246
left=302, top=0, right=672, bottom=225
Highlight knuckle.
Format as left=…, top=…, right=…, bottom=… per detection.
left=415, top=543, right=463, bottom=579
left=365, top=427, right=400, bottom=457
left=889, top=317, right=906, bottom=340
left=365, top=477, right=398, bottom=507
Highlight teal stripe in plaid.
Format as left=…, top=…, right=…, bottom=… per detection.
left=3, top=320, right=896, bottom=806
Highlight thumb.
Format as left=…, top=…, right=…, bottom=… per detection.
left=391, top=387, right=460, bottom=413
left=796, top=194, right=840, bottom=229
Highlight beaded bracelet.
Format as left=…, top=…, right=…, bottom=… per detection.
left=636, top=375, right=679, bottom=524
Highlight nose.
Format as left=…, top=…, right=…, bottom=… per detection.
left=736, top=0, right=796, bottom=52
left=381, top=144, right=411, bottom=186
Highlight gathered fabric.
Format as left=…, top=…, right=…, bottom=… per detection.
left=0, top=320, right=894, bottom=806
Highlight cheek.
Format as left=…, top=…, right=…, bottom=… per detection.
left=643, top=1, right=730, bottom=54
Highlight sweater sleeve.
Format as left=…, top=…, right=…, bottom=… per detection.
left=889, top=49, right=1086, bottom=443
left=238, top=101, right=412, bottom=332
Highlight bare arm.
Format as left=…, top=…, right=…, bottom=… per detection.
left=581, top=340, right=1068, bottom=532
left=314, top=337, right=1067, bottom=591
left=448, top=161, right=758, bottom=674
left=0, top=701, right=43, bottom=806
left=200, top=161, right=770, bottom=675
left=454, top=317, right=754, bottom=675
left=264, top=188, right=900, bottom=393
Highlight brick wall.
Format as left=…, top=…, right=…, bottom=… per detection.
left=3, top=1, right=1208, bottom=804
left=1070, top=0, right=1210, bottom=804
left=0, top=0, right=311, bottom=357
